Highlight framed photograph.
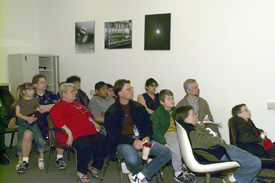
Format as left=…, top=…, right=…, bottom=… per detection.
left=75, top=21, right=95, bottom=53
left=144, top=13, right=171, bottom=50
left=105, top=20, right=132, bottom=49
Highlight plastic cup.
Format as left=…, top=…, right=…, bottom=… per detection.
left=142, top=142, right=152, bottom=160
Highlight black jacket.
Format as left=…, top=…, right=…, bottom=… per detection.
left=105, top=99, right=152, bottom=155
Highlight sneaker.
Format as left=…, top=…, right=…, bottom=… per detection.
left=174, top=172, right=196, bottom=183
left=222, top=175, right=237, bottom=183
left=121, top=162, right=130, bottom=174
left=182, top=164, right=195, bottom=177
left=38, top=159, right=44, bottom=169
left=16, top=161, right=23, bottom=171
left=130, top=173, right=148, bottom=183
left=17, top=161, right=29, bottom=173
left=56, top=158, right=66, bottom=170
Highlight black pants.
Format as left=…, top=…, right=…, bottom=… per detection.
left=73, top=133, right=106, bottom=174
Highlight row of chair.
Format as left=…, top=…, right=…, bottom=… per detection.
left=44, top=117, right=275, bottom=182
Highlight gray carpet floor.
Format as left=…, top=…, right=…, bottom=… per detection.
left=0, top=146, right=275, bottom=183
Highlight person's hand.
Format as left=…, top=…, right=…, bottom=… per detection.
left=133, top=140, right=143, bottom=150
left=26, top=116, right=37, bottom=124
left=8, top=117, right=17, bottom=129
left=66, top=133, right=73, bottom=147
left=199, top=123, right=205, bottom=128
left=214, top=132, right=219, bottom=137
left=165, top=144, right=169, bottom=148
left=142, top=137, right=150, bottom=144
left=93, top=122, right=101, bottom=132
left=203, top=117, right=210, bottom=122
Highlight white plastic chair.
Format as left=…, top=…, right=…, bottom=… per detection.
left=176, top=122, right=240, bottom=183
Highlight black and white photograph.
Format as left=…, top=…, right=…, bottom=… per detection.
left=105, top=20, right=132, bottom=49
left=75, top=21, right=95, bottom=53
left=144, top=13, right=171, bottom=50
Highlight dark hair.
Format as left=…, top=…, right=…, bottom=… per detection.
left=106, top=83, right=113, bottom=89
left=176, top=106, right=196, bottom=134
left=95, top=81, right=106, bottom=90
left=66, top=75, right=81, bottom=83
left=113, top=79, right=130, bottom=97
left=232, top=103, right=246, bottom=117
left=145, top=78, right=158, bottom=91
left=32, top=74, right=46, bottom=84
left=159, top=89, right=173, bottom=102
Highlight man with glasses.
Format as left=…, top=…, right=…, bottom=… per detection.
left=32, top=74, right=66, bottom=169
left=105, top=79, right=171, bottom=183
left=232, top=104, right=275, bottom=159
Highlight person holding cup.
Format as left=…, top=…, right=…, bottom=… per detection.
left=151, top=89, right=196, bottom=183
left=232, top=104, right=275, bottom=159
left=105, top=79, right=171, bottom=183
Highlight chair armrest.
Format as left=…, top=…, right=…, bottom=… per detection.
left=48, top=127, right=67, bottom=134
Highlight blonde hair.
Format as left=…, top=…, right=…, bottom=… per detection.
left=12, top=82, right=34, bottom=107
left=59, top=83, right=75, bottom=99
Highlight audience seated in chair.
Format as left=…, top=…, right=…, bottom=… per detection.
left=66, top=75, right=89, bottom=109
left=137, top=78, right=160, bottom=115
left=105, top=79, right=171, bottom=183
left=0, top=88, right=17, bottom=165
left=176, top=106, right=261, bottom=183
left=176, top=79, right=220, bottom=135
left=32, top=74, right=66, bottom=169
left=151, top=89, right=195, bottom=183
left=88, top=81, right=115, bottom=125
left=14, top=82, right=45, bottom=173
left=231, top=104, right=275, bottom=159
left=50, top=83, right=106, bottom=183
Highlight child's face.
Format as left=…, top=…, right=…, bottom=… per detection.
left=161, top=95, right=175, bottom=110
left=185, top=109, right=197, bottom=125
left=237, top=105, right=251, bottom=121
left=108, top=88, right=114, bottom=97
left=23, top=88, right=35, bottom=98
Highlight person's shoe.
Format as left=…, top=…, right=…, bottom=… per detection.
left=182, top=164, right=195, bottom=177
left=222, top=175, right=237, bottom=183
left=38, top=158, right=44, bottom=169
left=16, top=161, right=23, bottom=171
left=56, top=158, right=66, bottom=170
left=129, top=173, right=148, bottom=183
left=0, top=151, right=10, bottom=165
left=17, top=161, right=29, bottom=173
left=121, top=162, right=130, bottom=174
left=174, top=171, right=196, bottom=183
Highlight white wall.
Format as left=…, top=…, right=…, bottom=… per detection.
left=2, top=0, right=275, bottom=143
left=0, top=0, right=40, bottom=81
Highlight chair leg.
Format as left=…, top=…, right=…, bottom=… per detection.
left=10, top=131, right=16, bottom=148
left=46, top=146, right=53, bottom=173
left=74, top=150, right=78, bottom=182
left=100, top=155, right=110, bottom=183
left=205, top=173, right=211, bottom=183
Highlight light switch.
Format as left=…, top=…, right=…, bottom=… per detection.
left=267, top=101, right=275, bottom=110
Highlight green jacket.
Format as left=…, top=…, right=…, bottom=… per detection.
left=150, top=105, right=176, bottom=145
left=188, top=123, right=228, bottom=162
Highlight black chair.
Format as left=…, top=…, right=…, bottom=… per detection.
left=5, top=127, right=18, bottom=148
left=228, top=117, right=275, bottom=182
left=46, top=117, right=78, bottom=181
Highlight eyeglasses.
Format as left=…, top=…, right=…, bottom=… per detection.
left=39, top=81, right=48, bottom=84
left=122, top=87, right=134, bottom=92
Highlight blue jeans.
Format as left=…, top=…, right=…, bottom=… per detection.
left=220, top=145, right=261, bottom=183
left=17, top=119, right=45, bottom=156
left=117, top=140, right=171, bottom=179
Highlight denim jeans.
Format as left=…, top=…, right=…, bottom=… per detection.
left=220, top=145, right=261, bottom=183
left=117, top=140, right=171, bottom=179
left=17, top=119, right=45, bottom=156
